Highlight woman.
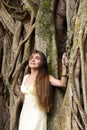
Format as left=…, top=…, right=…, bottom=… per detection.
left=18, top=50, right=67, bottom=130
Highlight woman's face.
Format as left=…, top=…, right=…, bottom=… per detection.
left=29, top=53, right=42, bottom=69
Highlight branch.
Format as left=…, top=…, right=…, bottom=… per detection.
left=0, top=3, right=15, bottom=34
left=22, top=0, right=39, bottom=18
left=10, top=96, right=23, bottom=130
left=8, top=22, right=35, bottom=82
left=72, top=109, right=84, bottom=130
left=74, top=51, right=81, bottom=100
left=72, top=92, right=87, bottom=126
left=78, top=107, right=87, bottom=127
left=9, top=59, right=28, bottom=85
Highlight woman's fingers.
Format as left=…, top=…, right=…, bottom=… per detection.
left=62, top=53, right=67, bottom=65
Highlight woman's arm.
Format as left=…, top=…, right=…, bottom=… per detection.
left=49, top=53, right=67, bottom=87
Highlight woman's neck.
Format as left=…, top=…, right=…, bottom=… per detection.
left=30, top=69, right=38, bottom=79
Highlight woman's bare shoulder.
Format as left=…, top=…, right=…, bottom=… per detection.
left=23, top=74, right=30, bottom=81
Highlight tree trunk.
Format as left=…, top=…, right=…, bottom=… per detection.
left=60, top=0, right=87, bottom=130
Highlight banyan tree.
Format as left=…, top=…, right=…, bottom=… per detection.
left=0, top=0, right=87, bottom=130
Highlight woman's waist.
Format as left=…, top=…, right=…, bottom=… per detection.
left=24, top=94, right=37, bottom=103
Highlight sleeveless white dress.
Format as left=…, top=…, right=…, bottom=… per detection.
left=18, top=75, right=47, bottom=130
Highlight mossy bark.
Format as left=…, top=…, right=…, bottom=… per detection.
left=59, top=0, right=87, bottom=130
left=35, top=0, right=58, bottom=77
left=35, top=1, right=64, bottom=130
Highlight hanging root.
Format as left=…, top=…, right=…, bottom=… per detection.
left=71, top=48, right=87, bottom=129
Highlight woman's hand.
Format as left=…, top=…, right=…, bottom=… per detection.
left=62, top=53, right=68, bottom=76
left=62, top=53, right=67, bottom=66
left=49, top=53, right=68, bottom=87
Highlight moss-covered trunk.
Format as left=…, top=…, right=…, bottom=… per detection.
left=35, top=1, right=65, bottom=130
left=59, top=0, right=87, bottom=130
left=35, top=0, right=58, bottom=76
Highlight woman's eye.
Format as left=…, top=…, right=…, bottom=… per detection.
left=36, top=57, right=41, bottom=60
left=29, top=56, right=33, bottom=60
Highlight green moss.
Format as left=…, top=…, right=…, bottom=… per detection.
left=36, top=0, right=56, bottom=74
left=37, top=9, right=53, bottom=42
left=23, top=5, right=31, bottom=11
left=43, top=0, right=50, bottom=8
left=37, top=0, right=53, bottom=42
left=37, top=10, right=55, bottom=72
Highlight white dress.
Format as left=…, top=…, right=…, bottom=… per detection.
left=18, top=75, right=47, bottom=130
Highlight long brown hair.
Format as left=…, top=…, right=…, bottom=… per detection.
left=29, top=50, right=53, bottom=112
